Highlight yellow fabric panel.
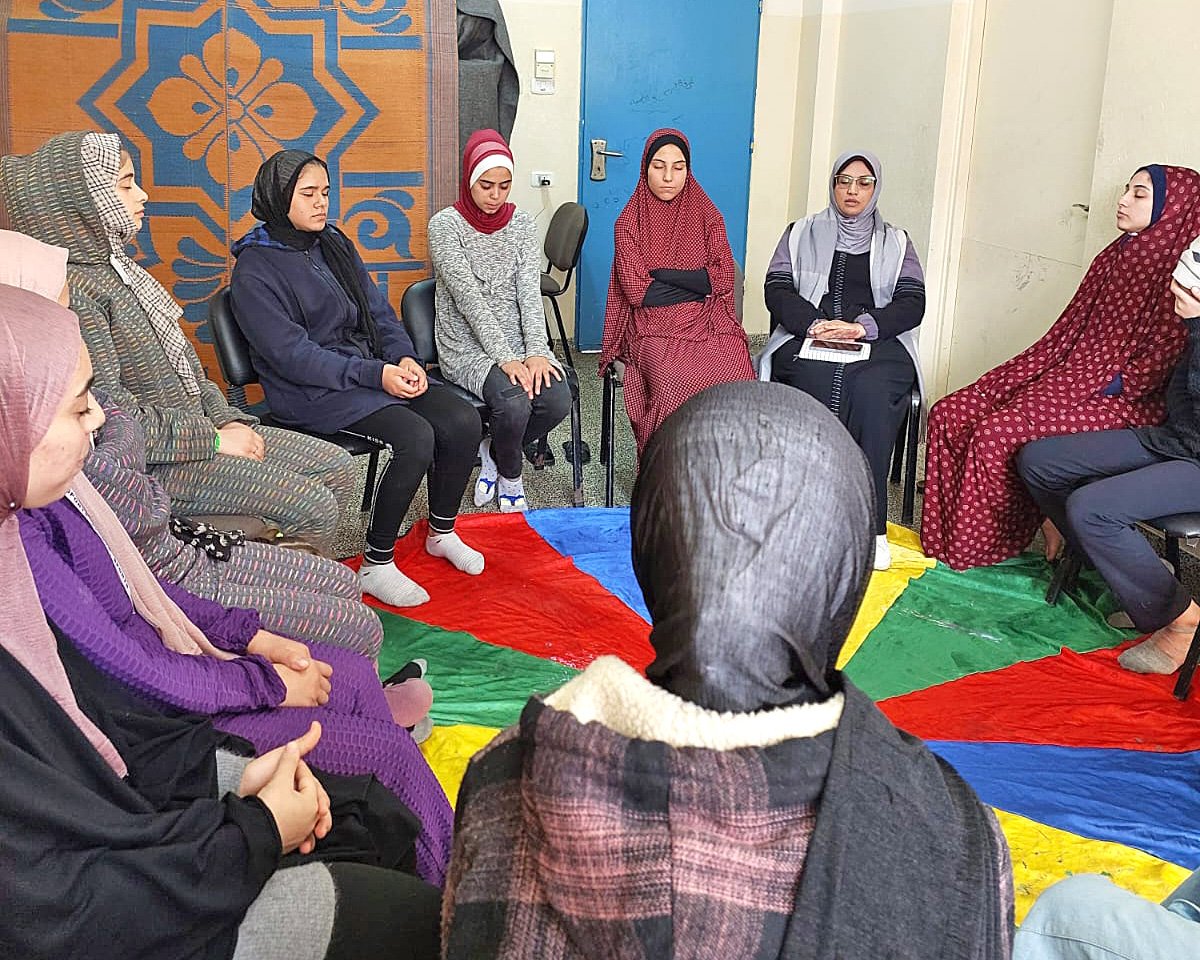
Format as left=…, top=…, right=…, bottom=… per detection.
left=996, top=808, right=1192, bottom=924
left=420, top=724, right=501, bottom=807
left=836, top=522, right=936, bottom=670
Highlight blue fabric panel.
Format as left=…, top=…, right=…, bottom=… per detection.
left=928, top=740, right=1200, bottom=869
left=526, top=508, right=651, bottom=623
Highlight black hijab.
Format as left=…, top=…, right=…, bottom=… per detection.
left=251, top=150, right=383, bottom=358
left=630, top=381, right=875, bottom=712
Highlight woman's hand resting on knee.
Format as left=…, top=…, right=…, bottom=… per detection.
left=524, top=356, right=562, bottom=396
left=240, top=721, right=333, bottom=854
left=501, top=359, right=535, bottom=399
left=216, top=422, right=266, bottom=461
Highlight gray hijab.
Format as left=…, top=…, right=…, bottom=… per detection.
left=829, top=149, right=881, bottom=254
left=630, top=381, right=875, bottom=713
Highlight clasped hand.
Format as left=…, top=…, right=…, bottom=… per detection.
left=382, top=357, right=429, bottom=399
left=216, top=421, right=266, bottom=461
left=248, top=629, right=334, bottom=707
left=238, top=721, right=332, bottom=855
left=808, top=318, right=866, bottom=341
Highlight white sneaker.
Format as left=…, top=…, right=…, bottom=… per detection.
left=473, top=438, right=498, bottom=506
left=873, top=534, right=891, bottom=571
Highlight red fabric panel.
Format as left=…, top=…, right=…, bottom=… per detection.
left=350, top=515, right=654, bottom=671
left=879, top=641, right=1200, bottom=753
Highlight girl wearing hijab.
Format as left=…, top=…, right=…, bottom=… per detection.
left=0, top=132, right=358, bottom=555
left=442, top=382, right=1013, bottom=960
left=230, top=150, right=484, bottom=609
left=430, top=129, right=570, bottom=513
left=921, top=164, right=1200, bottom=570
left=0, top=283, right=443, bottom=959
left=0, top=228, right=383, bottom=659
left=12, top=309, right=456, bottom=886
left=599, top=128, right=755, bottom=456
left=1017, top=276, right=1200, bottom=676
left=760, top=150, right=925, bottom=571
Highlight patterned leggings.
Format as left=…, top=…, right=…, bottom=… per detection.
left=151, top=425, right=357, bottom=553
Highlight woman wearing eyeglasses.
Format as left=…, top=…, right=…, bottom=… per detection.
left=760, top=150, right=925, bottom=571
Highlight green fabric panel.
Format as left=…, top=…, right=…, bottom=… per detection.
left=844, top=554, right=1133, bottom=701
left=377, top=611, right=579, bottom=728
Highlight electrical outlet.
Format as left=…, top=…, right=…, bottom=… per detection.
left=530, top=171, right=554, bottom=188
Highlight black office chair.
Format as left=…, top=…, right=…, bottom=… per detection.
left=400, top=278, right=585, bottom=508
left=1044, top=513, right=1200, bottom=701
left=207, top=287, right=385, bottom=514
left=888, top=385, right=923, bottom=527
left=541, top=202, right=588, bottom=369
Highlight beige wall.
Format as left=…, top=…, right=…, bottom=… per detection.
left=1084, top=0, right=1200, bottom=261
left=942, top=0, right=1112, bottom=391
left=502, top=0, right=583, bottom=334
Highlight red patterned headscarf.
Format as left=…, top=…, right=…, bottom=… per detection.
left=600, top=128, right=736, bottom=371
left=976, top=164, right=1200, bottom=412
left=454, top=129, right=516, bottom=235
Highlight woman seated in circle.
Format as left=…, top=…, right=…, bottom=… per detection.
left=0, top=283, right=442, bottom=960
left=230, top=150, right=484, bottom=609
left=442, top=382, right=1013, bottom=959
left=430, top=130, right=570, bottom=513
left=0, top=132, right=357, bottom=556
left=0, top=227, right=383, bottom=659
left=1017, top=273, right=1200, bottom=676
left=599, top=128, right=755, bottom=456
left=760, top=150, right=924, bottom=571
left=921, top=163, right=1200, bottom=571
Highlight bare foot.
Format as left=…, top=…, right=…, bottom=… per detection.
left=1041, top=518, right=1064, bottom=562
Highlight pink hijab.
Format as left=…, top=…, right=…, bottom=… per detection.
left=453, top=128, right=516, bottom=235
left=0, top=229, right=68, bottom=301
left=0, top=282, right=128, bottom=775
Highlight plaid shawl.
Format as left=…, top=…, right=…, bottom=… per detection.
left=444, top=659, right=1012, bottom=960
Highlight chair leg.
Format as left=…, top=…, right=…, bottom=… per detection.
left=1166, top=535, right=1182, bottom=576
left=600, top=372, right=612, bottom=468
left=570, top=394, right=584, bottom=507
left=361, top=449, right=380, bottom=514
left=902, top=399, right=920, bottom=527
left=1045, top=550, right=1081, bottom=606
left=890, top=409, right=907, bottom=486
left=604, top=371, right=616, bottom=508
left=550, top=296, right=574, bottom=368
left=1173, top=621, right=1200, bottom=700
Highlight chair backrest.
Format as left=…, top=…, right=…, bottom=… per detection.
left=208, top=286, right=259, bottom=389
left=544, top=202, right=588, bottom=274
left=401, top=277, right=439, bottom=366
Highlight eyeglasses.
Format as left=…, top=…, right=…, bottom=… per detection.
left=833, top=175, right=877, bottom=188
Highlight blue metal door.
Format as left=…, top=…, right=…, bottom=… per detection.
left=575, top=0, right=761, bottom=350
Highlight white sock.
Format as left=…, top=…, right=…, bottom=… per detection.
left=497, top=475, right=528, bottom=513
left=426, top=530, right=485, bottom=575
left=474, top=438, right=499, bottom=507
left=873, top=534, right=891, bottom=571
left=359, top=561, right=430, bottom=606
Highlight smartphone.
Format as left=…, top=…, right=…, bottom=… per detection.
left=810, top=339, right=864, bottom=352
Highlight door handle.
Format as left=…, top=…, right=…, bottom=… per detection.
left=590, top=138, right=624, bottom=181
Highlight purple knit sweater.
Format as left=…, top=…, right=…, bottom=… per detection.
left=19, top=498, right=453, bottom=885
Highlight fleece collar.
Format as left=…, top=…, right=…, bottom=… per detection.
left=544, top=655, right=844, bottom=751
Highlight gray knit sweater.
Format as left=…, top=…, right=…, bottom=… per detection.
left=429, top=206, right=560, bottom=398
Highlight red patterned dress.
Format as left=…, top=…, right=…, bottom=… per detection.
left=600, top=128, right=755, bottom=455
left=922, top=165, right=1200, bottom=569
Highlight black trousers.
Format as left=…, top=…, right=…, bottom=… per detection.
left=324, top=862, right=441, bottom=960
left=772, top=337, right=916, bottom=534
left=480, top=365, right=572, bottom=479
left=346, top=384, right=482, bottom=557
left=1017, top=429, right=1200, bottom=632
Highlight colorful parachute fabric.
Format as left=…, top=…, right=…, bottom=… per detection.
left=365, top=509, right=1194, bottom=921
